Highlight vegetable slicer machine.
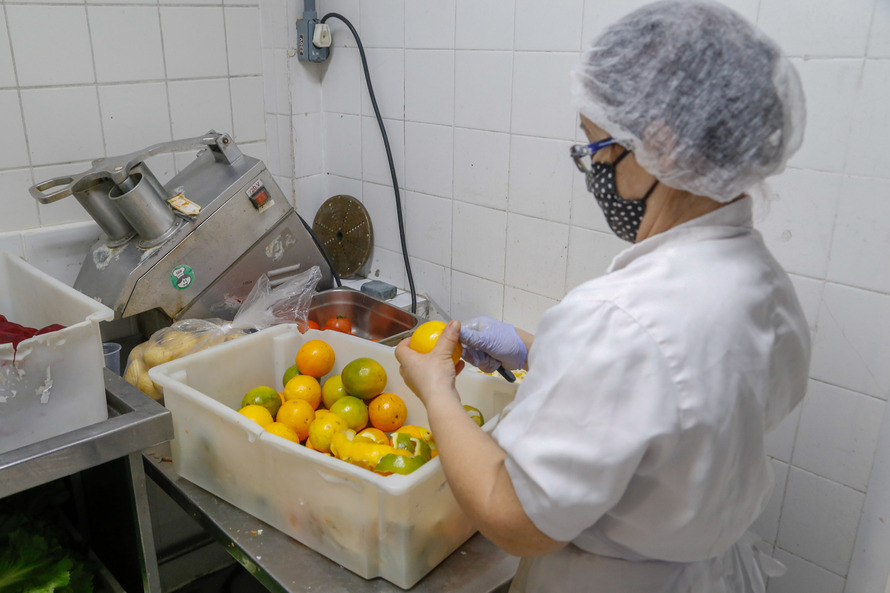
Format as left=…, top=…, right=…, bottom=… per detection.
left=29, top=132, right=334, bottom=328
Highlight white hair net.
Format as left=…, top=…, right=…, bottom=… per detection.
left=571, top=0, right=806, bottom=203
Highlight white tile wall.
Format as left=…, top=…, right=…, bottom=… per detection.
left=508, top=135, right=574, bottom=224
left=0, top=90, right=28, bottom=169
left=361, top=116, right=404, bottom=186
left=7, top=5, right=94, bottom=87
left=21, top=87, right=104, bottom=166
left=792, top=380, right=883, bottom=492
left=0, top=169, right=37, bottom=232
left=359, top=0, right=403, bottom=49
left=757, top=0, right=874, bottom=58
left=811, top=283, right=890, bottom=400
left=319, top=47, right=361, bottom=115
left=98, top=83, right=172, bottom=154
left=405, top=50, right=454, bottom=126
left=89, top=6, right=165, bottom=83
left=453, top=128, right=510, bottom=210
left=405, top=1, right=455, bottom=50
left=225, top=7, right=263, bottom=76
left=168, top=78, right=233, bottom=138
left=451, top=201, right=507, bottom=281
left=405, top=190, right=452, bottom=267
left=846, top=59, right=890, bottom=179
left=769, top=548, right=846, bottom=593
left=451, top=270, right=504, bottom=322
left=404, top=122, right=452, bottom=197
left=160, top=7, right=228, bottom=79
left=510, top=52, right=579, bottom=140
left=455, top=0, right=514, bottom=50
left=0, top=11, right=15, bottom=88
left=504, top=213, right=568, bottom=300
left=454, top=51, right=513, bottom=133
left=230, top=76, right=266, bottom=143
left=777, top=468, right=864, bottom=576
left=515, top=0, right=584, bottom=52
left=361, top=181, right=404, bottom=254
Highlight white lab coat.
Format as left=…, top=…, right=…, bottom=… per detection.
left=490, top=197, right=810, bottom=592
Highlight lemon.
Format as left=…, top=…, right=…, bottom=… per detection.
left=308, top=414, right=349, bottom=453
left=464, top=404, right=484, bottom=427
left=282, top=364, right=301, bottom=387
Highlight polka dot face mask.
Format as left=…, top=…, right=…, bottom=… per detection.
left=584, top=150, right=658, bottom=243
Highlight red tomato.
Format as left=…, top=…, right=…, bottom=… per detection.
left=297, top=319, right=321, bottom=334
left=324, top=315, right=352, bottom=334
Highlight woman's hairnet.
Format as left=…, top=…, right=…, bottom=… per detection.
left=571, top=0, right=806, bottom=203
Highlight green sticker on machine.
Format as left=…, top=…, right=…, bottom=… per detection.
left=171, top=265, right=195, bottom=290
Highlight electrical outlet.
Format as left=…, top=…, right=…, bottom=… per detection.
left=296, top=18, right=329, bottom=62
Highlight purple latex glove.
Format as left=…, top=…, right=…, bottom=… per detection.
left=459, top=316, right=528, bottom=373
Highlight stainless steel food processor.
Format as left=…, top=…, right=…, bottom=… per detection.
left=29, top=132, right=334, bottom=331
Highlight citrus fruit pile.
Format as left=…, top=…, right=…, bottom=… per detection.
left=234, top=338, right=459, bottom=477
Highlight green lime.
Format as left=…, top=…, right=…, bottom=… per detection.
left=242, top=386, right=282, bottom=418
left=282, top=364, right=301, bottom=387
left=376, top=453, right=428, bottom=475
left=463, top=405, right=484, bottom=427
left=322, top=374, right=347, bottom=409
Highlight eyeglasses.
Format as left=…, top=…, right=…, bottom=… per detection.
left=570, top=137, right=618, bottom=173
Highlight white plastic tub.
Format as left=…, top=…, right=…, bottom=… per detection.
left=0, top=251, right=114, bottom=453
left=150, top=324, right=517, bottom=589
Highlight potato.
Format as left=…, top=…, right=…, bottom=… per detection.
left=143, top=330, right=202, bottom=367
left=137, top=372, right=163, bottom=401
left=124, top=346, right=147, bottom=387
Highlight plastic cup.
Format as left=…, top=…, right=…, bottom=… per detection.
left=103, top=342, right=122, bottom=375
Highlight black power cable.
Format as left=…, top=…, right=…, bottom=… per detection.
left=298, top=212, right=342, bottom=287
left=319, top=12, right=418, bottom=314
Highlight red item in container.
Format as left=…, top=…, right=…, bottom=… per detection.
left=0, top=317, right=66, bottom=353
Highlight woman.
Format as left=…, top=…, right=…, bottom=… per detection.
left=394, top=1, right=809, bottom=591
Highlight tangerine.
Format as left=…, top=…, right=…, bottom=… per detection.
left=282, top=364, right=301, bottom=387
left=341, top=357, right=387, bottom=401
left=329, top=395, right=369, bottom=431
left=308, top=413, right=349, bottom=453
left=356, top=427, right=389, bottom=445
left=368, top=392, right=407, bottom=432
left=276, top=398, right=315, bottom=441
left=296, top=339, right=335, bottom=378
left=283, top=375, right=322, bottom=409
left=266, top=421, right=299, bottom=443
left=241, top=386, right=282, bottom=418
left=409, top=320, right=462, bottom=365
left=321, top=374, right=347, bottom=409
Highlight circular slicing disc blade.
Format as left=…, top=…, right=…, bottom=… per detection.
left=312, top=195, right=373, bottom=277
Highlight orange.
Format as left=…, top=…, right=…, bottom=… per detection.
left=296, top=339, right=335, bottom=378
left=308, top=413, right=349, bottom=453
left=266, top=421, right=299, bottom=443
left=238, top=404, right=274, bottom=428
left=329, top=395, right=369, bottom=431
left=356, top=427, right=389, bottom=445
left=341, top=357, right=387, bottom=401
left=283, top=375, right=322, bottom=409
left=321, top=374, right=347, bottom=409
left=368, top=392, right=408, bottom=432
left=276, top=399, right=315, bottom=441
left=409, top=320, right=462, bottom=365
left=314, top=408, right=332, bottom=420
left=282, top=363, right=301, bottom=387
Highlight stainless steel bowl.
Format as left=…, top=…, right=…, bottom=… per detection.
left=309, top=287, right=422, bottom=346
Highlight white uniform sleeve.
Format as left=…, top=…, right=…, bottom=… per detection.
left=492, top=297, right=681, bottom=543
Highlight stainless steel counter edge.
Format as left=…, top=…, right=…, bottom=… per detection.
left=143, top=442, right=519, bottom=593
left=0, top=369, right=174, bottom=498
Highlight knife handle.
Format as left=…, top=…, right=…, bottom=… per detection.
left=496, top=365, right=516, bottom=382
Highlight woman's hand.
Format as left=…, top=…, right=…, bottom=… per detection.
left=460, top=317, right=531, bottom=372
left=394, top=320, right=465, bottom=407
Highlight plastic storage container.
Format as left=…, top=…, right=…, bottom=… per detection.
left=0, top=251, right=114, bottom=453
left=150, top=324, right=518, bottom=589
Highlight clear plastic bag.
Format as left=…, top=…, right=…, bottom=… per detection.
left=124, top=266, right=322, bottom=400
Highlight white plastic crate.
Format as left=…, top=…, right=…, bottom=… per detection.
left=0, top=251, right=114, bottom=453
left=150, top=324, right=517, bottom=589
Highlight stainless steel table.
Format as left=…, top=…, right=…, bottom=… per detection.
left=144, top=442, right=520, bottom=592
left=0, top=369, right=174, bottom=592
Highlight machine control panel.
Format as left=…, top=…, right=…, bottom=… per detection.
left=247, top=179, right=273, bottom=211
